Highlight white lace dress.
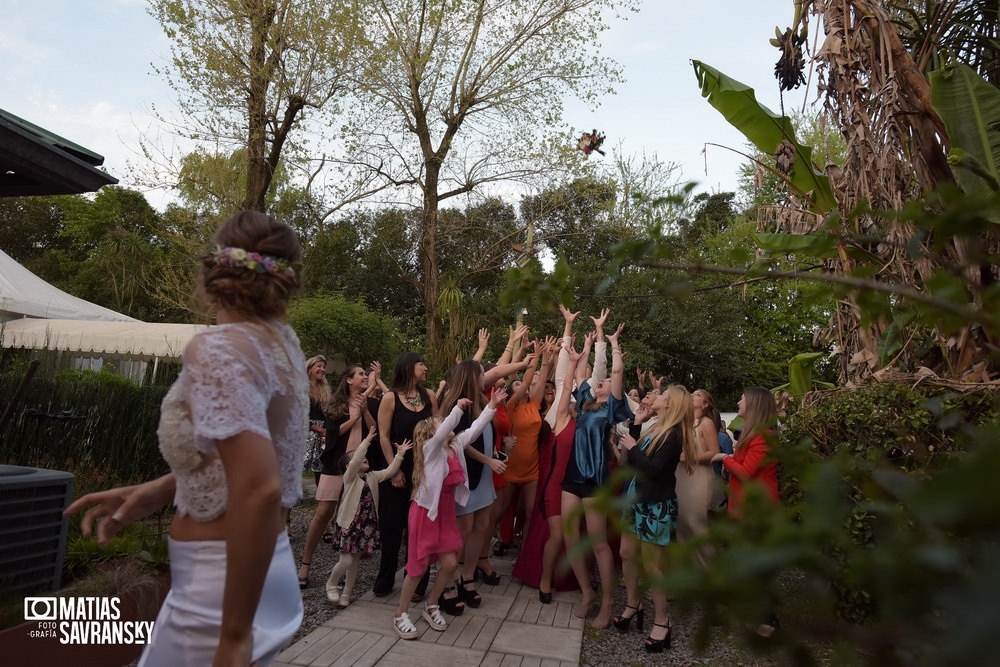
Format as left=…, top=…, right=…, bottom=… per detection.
left=139, top=320, right=307, bottom=667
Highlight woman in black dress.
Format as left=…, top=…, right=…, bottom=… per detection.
left=372, top=352, right=438, bottom=596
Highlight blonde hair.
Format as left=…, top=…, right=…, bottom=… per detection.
left=306, top=355, right=331, bottom=412
left=737, top=386, right=778, bottom=449
left=646, top=385, right=698, bottom=474
left=410, top=416, right=443, bottom=500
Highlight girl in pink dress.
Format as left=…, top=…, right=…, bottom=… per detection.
left=392, top=388, right=508, bottom=640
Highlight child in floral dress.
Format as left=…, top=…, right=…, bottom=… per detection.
left=325, top=429, right=410, bottom=607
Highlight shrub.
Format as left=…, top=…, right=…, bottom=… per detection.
left=0, top=369, right=168, bottom=485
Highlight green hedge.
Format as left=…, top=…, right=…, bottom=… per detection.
left=0, top=368, right=168, bottom=486
left=777, top=383, right=1000, bottom=622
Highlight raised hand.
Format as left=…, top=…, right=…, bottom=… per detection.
left=567, top=339, right=583, bottom=365
left=590, top=308, right=610, bottom=335
left=488, top=387, right=509, bottom=407
left=396, top=439, right=413, bottom=454
left=477, top=328, right=490, bottom=349
left=606, top=322, right=625, bottom=346
left=559, top=303, right=581, bottom=323
left=457, top=397, right=473, bottom=410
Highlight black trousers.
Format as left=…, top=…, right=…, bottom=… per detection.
left=374, top=480, right=429, bottom=596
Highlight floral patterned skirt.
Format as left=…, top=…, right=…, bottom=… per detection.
left=303, top=421, right=324, bottom=473
left=331, top=485, right=380, bottom=554
left=624, top=496, right=679, bottom=547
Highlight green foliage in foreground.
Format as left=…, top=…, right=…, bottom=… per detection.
left=585, top=384, right=999, bottom=667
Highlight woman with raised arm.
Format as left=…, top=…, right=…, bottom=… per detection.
left=489, top=324, right=527, bottom=557
left=438, top=357, right=525, bottom=610
left=494, top=339, right=553, bottom=554
left=372, top=352, right=439, bottom=598
left=65, top=211, right=306, bottom=666
left=297, top=364, right=376, bottom=589
left=561, top=322, right=633, bottom=629
left=513, top=332, right=586, bottom=600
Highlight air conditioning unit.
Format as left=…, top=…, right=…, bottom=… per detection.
left=0, top=465, right=74, bottom=598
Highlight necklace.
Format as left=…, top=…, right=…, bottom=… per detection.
left=404, top=392, right=423, bottom=408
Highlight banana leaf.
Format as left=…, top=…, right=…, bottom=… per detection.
left=786, top=351, right=832, bottom=397
left=754, top=231, right=883, bottom=263
left=929, top=63, right=1000, bottom=197
left=693, top=60, right=837, bottom=214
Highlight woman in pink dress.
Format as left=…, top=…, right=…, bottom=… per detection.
left=392, top=389, right=507, bottom=640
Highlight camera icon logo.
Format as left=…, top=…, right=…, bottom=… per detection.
left=24, top=597, right=58, bottom=621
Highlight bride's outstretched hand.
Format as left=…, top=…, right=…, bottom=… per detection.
left=64, top=476, right=174, bottom=547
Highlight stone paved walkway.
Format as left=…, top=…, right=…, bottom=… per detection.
left=272, top=556, right=584, bottom=667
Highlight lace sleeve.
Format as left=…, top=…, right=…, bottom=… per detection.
left=184, top=329, right=272, bottom=450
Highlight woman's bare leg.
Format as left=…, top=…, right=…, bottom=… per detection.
left=582, top=496, right=615, bottom=628
left=539, top=514, right=564, bottom=595
left=299, top=499, right=337, bottom=581
left=560, top=491, right=593, bottom=617
left=642, top=541, right=670, bottom=641
left=462, top=507, right=493, bottom=581
left=618, top=532, right=641, bottom=616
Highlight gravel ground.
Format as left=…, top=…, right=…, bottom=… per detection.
left=288, top=496, right=796, bottom=665
left=287, top=497, right=383, bottom=643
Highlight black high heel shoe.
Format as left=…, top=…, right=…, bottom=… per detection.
left=460, top=576, right=482, bottom=608
left=297, top=561, right=310, bottom=590
left=438, top=586, right=465, bottom=616
left=644, top=622, right=672, bottom=653
left=539, top=589, right=552, bottom=604
left=476, top=556, right=502, bottom=585
left=611, top=604, right=644, bottom=633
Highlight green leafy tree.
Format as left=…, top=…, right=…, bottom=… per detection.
left=147, top=0, right=351, bottom=212
left=287, top=293, right=404, bottom=366
left=51, top=187, right=171, bottom=320
left=333, top=0, right=637, bottom=362
left=0, top=195, right=74, bottom=269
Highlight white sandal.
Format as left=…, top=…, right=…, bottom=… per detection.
left=423, top=604, right=448, bottom=632
left=325, top=577, right=340, bottom=604
left=393, top=612, right=419, bottom=639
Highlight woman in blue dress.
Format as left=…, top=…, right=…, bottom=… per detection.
left=560, top=323, right=632, bottom=628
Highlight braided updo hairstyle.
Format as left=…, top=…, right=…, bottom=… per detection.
left=198, top=211, right=302, bottom=320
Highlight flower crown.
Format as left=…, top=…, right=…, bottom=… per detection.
left=211, top=246, right=296, bottom=277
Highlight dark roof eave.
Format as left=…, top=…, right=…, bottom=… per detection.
left=0, top=112, right=119, bottom=197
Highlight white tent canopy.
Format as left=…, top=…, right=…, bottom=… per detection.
left=0, top=248, right=137, bottom=322
left=0, top=318, right=208, bottom=361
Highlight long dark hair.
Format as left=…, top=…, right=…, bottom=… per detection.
left=439, top=360, right=485, bottom=418
left=329, top=365, right=364, bottom=418
left=390, top=351, right=430, bottom=403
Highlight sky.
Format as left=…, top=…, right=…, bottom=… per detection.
left=1, top=0, right=811, bottom=211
